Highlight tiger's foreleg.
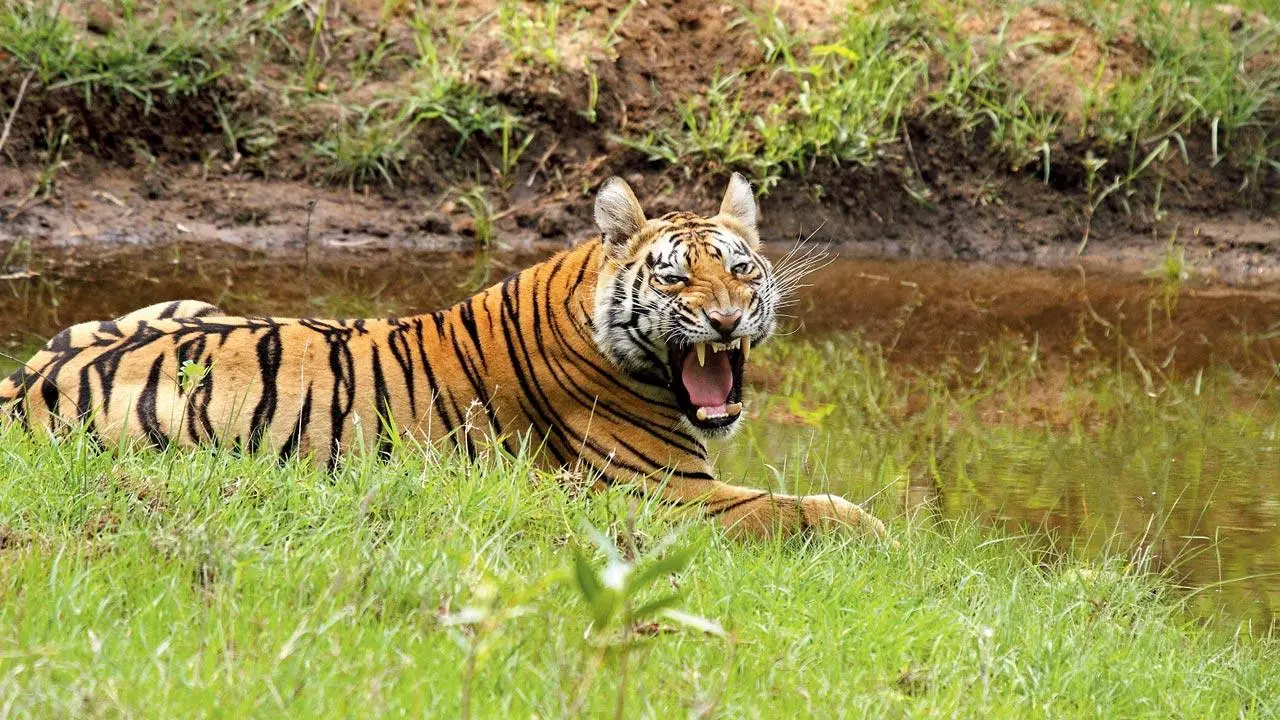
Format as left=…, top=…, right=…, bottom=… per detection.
left=667, top=478, right=890, bottom=540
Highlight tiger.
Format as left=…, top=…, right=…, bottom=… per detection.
left=0, top=174, right=888, bottom=539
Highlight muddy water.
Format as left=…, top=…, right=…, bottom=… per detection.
left=2, top=242, right=1279, bottom=627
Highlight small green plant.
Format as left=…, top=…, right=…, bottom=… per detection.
left=620, top=12, right=924, bottom=192
left=498, top=0, right=568, bottom=69
left=582, top=66, right=600, bottom=123
left=1077, top=139, right=1171, bottom=254
left=784, top=394, right=837, bottom=427
left=312, top=112, right=411, bottom=190
left=457, top=187, right=494, bottom=247
left=402, top=8, right=513, bottom=154
left=732, top=1, right=808, bottom=71
left=1145, top=232, right=1188, bottom=321
left=440, top=568, right=551, bottom=720
left=499, top=116, right=535, bottom=186
left=178, top=359, right=211, bottom=395
left=567, top=525, right=724, bottom=719
left=301, top=0, right=331, bottom=92
left=0, top=1, right=231, bottom=112
left=601, top=0, right=637, bottom=53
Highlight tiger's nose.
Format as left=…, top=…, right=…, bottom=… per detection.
left=706, top=308, right=743, bottom=339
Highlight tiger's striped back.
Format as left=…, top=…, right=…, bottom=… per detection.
left=0, top=242, right=700, bottom=476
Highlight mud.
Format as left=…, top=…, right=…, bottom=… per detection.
left=3, top=163, right=1280, bottom=291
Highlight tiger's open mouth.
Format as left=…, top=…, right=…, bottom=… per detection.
left=667, top=338, right=750, bottom=432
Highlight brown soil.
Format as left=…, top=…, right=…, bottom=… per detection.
left=957, top=3, right=1147, bottom=125
left=0, top=1, right=1277, bottom=281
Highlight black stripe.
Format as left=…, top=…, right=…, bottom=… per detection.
left=538, top=306, right=703, bottom=459
left=74, top=363, right=105, bottom=449
left=504, top=271, right=640, bottom=475
left=386, top=324, right=418, bottom=417
left=185, top=362, right=216, bottom=444
left=174, top=335, right=209, bottom=443
left=497, top=276, right=576, bottom=466
left=75, top=365, right=94, bottom=425
left=3, top=366, right=36, bottom=430
left=429, top=312, right=476, bottom=455
left=157, top=301, right=183, bottom=320
left=370, top=344, right=395, bottom=461
left=540, top=258, right=700, bottom=455
left=279, top=384, right=314, bottom=462
left=705, top=492, right=770, bottom=518
left=96, top=321, right=122, bottom=338
left=174, top=335, right=207, bottom=395
left=324, top=329, right=356, bottom=469
left=626, top=327, right=667, bottom=371
left=137, top=354, right=170, bottom=449
left=412, top=317, right=463, bottom=453
left=91, top=343, right=125, bottom=416
left=45, top=328, right=73, bottom=352
left=434, top=315, right=478, bottom=459
left=247, top=328, right=282, bottom=452
left=560, top=286, right=675, bottom=400
left=39, top=364, right=61, bottom=419
left=457, top=299, right=489, bottom=372
left=609, top=432, right=712, bottom=480
left=448, top=321, right=506, bottom=449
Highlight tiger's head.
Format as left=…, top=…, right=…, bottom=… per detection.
left=591, top=173, right=778, bottom=436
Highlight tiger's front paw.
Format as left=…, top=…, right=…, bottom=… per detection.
left=801, top=493, right=891, bottom=540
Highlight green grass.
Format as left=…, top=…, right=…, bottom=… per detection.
left=1, top=0, right=1275, bottom=198
left=498, top=0, right=570, bottom=69
left=0, top=0, right=519, bottom=188
left=2, top=0, right=1274, bottom=197
left=311, top=110, right=411, bottom=189
left=1, top=333, right=1278, bottom=716
left=629, top=0, right=1280, bottom=196
left=621, top=11, right=925, bottom=191
left=0, top=0, right=231, bottom=111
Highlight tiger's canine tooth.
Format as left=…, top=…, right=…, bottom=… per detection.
left=695, top=343, right=706, bottom=367
left=726, top=402, right=743, bottom=416
left=695, top=407, right=708, bottom=421
left=741, top=336, right=751, bottom=362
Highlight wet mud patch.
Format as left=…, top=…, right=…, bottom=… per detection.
left=3, top=161, right=1280, bottom=290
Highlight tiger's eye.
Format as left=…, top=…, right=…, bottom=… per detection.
left=655, top=273, right=687, bottom=286
left=732, top=262, right=755, bottom=276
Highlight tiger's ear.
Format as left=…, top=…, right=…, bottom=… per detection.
left=717, top=172, right=759, bottom=244
left=595, top=177, right=646, bottom=254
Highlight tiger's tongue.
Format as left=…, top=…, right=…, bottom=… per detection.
left=681, top=348, right=733, bottom=407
